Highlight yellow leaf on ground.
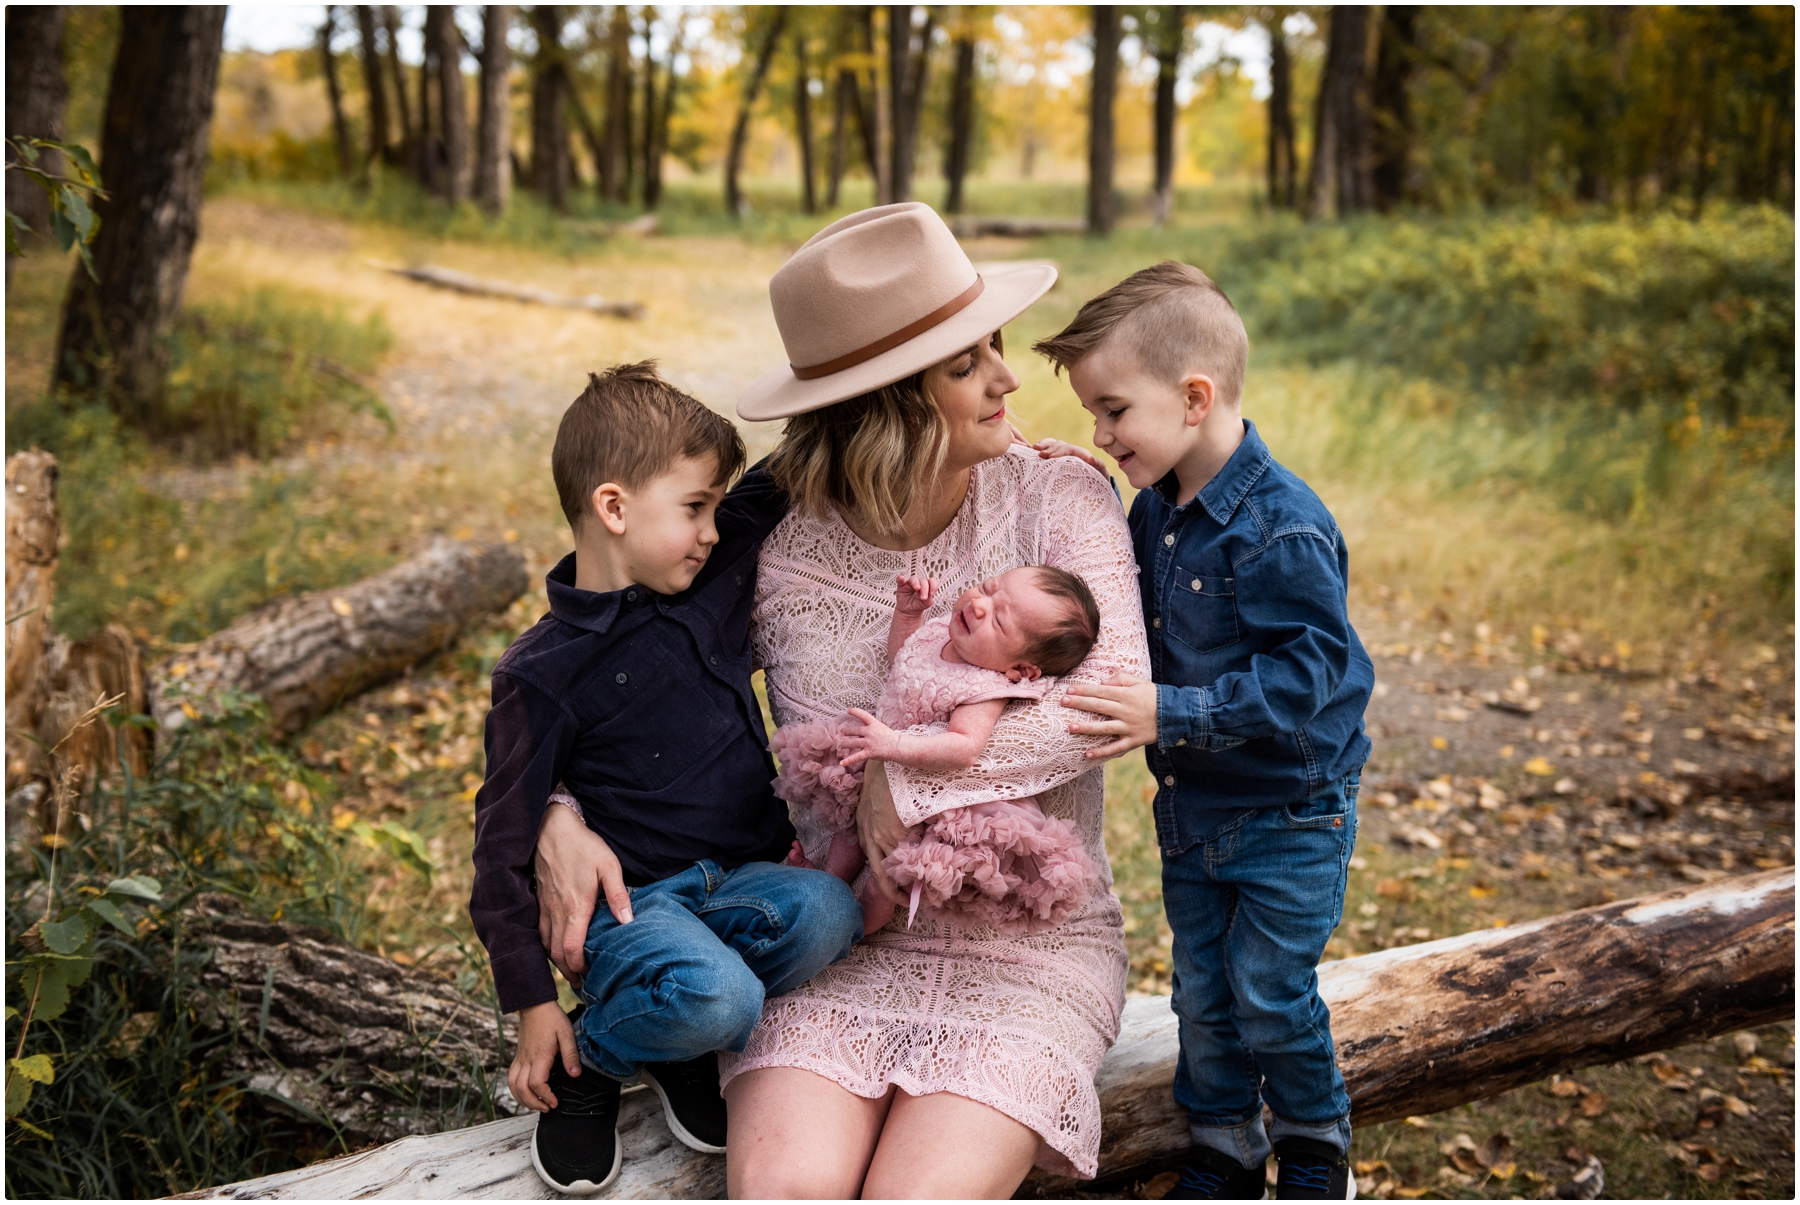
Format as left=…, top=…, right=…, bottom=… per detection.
left=1523, top=756, right=1555, bottom=776
left=1431, top=735, right=1448, bottom=749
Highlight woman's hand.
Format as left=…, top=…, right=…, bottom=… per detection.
left=1062, top=671, right=1160, bottom=759
left=855, top=761, right=917, bottom=906
left=535, top=802, right=633, bottom=981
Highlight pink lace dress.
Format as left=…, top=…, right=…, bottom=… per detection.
left=718, top=449, right=1149, bottom=1179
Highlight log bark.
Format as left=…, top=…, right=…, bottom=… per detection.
left=154, top=536, right=527, bottom=739
left=475, top=5, right=514, bottom=215
left=1086, top=5, right=1120, bottom=235
left=52, top=6, right=227, bottom=418
left=4, top=4, right=70, bottom=264
left=373, top=261, right=644, bottom=318
left=184, top=869, right=1794, bottom=1199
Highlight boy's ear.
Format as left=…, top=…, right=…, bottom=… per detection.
left=1009, top=663, right=1043, bottom=682
left=1179, top=373, right=1216, bottom=427
left=591, top=483, right=628, bottom=536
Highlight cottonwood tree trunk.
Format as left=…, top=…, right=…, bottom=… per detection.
left=1151, top=5, right=1184, bottom=226
left=638, top=7, right=657, bottom=205
left=355, top=6, right=392, bottom=171
left=382, top=6, right=414, bottom=161
left=1087, top=5, right=1121, bottom=235
left=5, top=4, right=70, bottom=271
left=794, top=29, right=817, bottom=214
left=431, top=4, right=471, bottom=203
left=475, top=5, right=513, bottom=215
left=1266, top=13, right=1297, bottom=209
left=529, top=5, right=568, bottom=210
left=859, top=7, right=890, bottom=205
left=943, top=29, right=976, bottom=214
left=417, top=7, right=440, bottom=191
left=601, top=4, right=631, bottom=201
left=1370, top=5, right=1416, bottom=212
left=1307, top=4, right=1371, bottom=218
left=52, top=6, right=226, bottom=419
left=886, top=5, right=934, bottom=203
left=320, top=8, right=354, bottom=177
left=724, top=9, right=786, bottom=218
left=645, top=22, right=680, bottom=210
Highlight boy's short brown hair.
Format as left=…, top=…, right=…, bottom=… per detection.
left=1032, top=260, right=1250, bottom=405
left=552, top=361, right=746, bottom=531
left=1024, top=566, right=1101, bottom=677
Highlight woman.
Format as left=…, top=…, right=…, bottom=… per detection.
left=536, top=204, right=1148, bottom=1196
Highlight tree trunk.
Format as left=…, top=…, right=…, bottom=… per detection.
left=1307, top=4, right=1371, bottom=218
left=475, top=5, right=513, bottom=215
left=320, top=8, right=354, bottom=177
left=382, top=6, right=414, bottom=161
left=4, top=4, right=70, bottom=269
left=601, top=3, right=631, bottom=202
left=943, top=31, right=976, bottom=215
left=724, top=9, right=787, bottom=218
left=417, top=6, right=440, bottom=191
left=354, top=6, right=391, bottom=171
left=639, top=7, right=657, bottom=206
left=152, top=537, right=528, bottom=738
left=861, top=6, right=890, bottom=205
left=828, top=58, right=849, bottom=207
left=1267, top=15, right=1296, bottom=209
left=183, top=869, right=1796, bottom=1200
left=794, top=28, right=817, bottom=215
left=1087, top=4, right=1120, bottom=235
left=529, top=4, right=568, bottom=210
left=431, top=5, right=471, bottom=203
left=645, top=23, right=680, bottom=210
left=1151, top=5, right=1183, bottom=226
left=51, top=6, right=227, bottom=421
left=885, top=5, right=934, bottom=204
left=1369, top=5, right=1416, bottom=213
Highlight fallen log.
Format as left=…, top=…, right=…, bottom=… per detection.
left=154, top=535, right=528, bottom=737
left=184, top=869, right=1793, bottom=1200
left=373, top=261, right=646, bottom=319
left=950, top=215, right=1085, bottom=239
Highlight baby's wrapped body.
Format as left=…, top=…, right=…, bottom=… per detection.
left=772, top=609, right=1101, bottom=936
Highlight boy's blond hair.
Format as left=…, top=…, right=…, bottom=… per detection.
left=552, top=361, right=746, bottom=531
left=1032, top=261, right=1249, bottom=405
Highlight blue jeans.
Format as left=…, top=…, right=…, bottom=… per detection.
left=572, top=860, right=863, bottom=1080
left=1162, top=773, right=1360, bottom=1168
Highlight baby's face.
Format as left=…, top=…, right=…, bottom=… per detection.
left=945, top=568, right=1063, bottom=678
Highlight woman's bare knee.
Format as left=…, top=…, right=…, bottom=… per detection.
left=725, top=1068, right=889, bottom=1199
left=861, top=1090, right=1039, bottom=1199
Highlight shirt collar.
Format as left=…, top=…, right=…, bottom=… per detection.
left=1156, top=420, right=1270, bottom=525
left=545, top=553, right=656, bottom=635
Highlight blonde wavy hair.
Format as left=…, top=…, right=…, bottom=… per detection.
left=767, top=369, right=951, bottom=540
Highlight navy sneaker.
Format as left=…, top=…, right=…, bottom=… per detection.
left=1164, top=1145, right=1269, bottom=1200
left=640, top=1053, right=728, bottom=1153
left=1272, top=1137, right=1355, bottom=1200
left=529, top=1060, right=622, bottom=1195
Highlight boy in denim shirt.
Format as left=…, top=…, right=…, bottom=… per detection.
left=1034, top=262, right=1373, bottom=1200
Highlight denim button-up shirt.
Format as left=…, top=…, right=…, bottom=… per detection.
left=1130, top=421, right=1373, bottom=854
left=470, top=467, right=794, bottom=1013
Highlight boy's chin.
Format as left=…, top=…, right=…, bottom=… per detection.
left=1118, top=457, right=1165, bottom=489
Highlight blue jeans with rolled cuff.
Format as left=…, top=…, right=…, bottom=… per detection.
left=1161, top=773, right=1360, bottom=1168
left=571, top=859, right=863, bottom=1080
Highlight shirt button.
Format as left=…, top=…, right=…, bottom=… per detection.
left=626, top=590, right=637, bottom=602
left=734, top=575, right=743, bottom=586
left=1191, top=578, right=1202, bottom=591
left=1163, top=534, right=1175, bottom=546
left=1153, top=617, right=1161, bottom=629
left=1163, top=775, right=1176, bottom=786
left=615, top=673, right=628, bottom=685
left=709, top=655, right=718, bottom=666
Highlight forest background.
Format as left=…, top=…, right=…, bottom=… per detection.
left=3, top=4, right=1795, bottom=1200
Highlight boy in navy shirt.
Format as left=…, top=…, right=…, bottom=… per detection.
left=1033, top=263, right=1372, bottom=1200
left=470, top=363, right=862, bottom=1194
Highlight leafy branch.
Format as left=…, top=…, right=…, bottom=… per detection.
left=4, top=136, right=107, bottom=279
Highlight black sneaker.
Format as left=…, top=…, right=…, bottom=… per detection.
left=1164, top=1145, right=1269, bottom=1200
left=530, top=1060, right=622, bottom=1195
left=1272, top=1137, right=1355, bottom=1200
left=639, top=1053, right=728, bottom=1153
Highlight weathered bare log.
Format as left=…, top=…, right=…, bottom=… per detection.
left=154, top=536, right=528, bottom=737
left=950, top=215, right=1085, bottom=238
left=185, top=869, right=1793, bottom=1200
left=371, top=261, right=645, bottom=319
left=7, top=449, right=61, bottom=784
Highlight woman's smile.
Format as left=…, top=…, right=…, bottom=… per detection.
left=979, top=403, right=1007, bottom=424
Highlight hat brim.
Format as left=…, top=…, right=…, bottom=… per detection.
left=736, top=261, right=1058, bottom=422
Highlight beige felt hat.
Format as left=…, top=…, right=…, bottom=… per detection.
left=736, top=202, right=1058, bottom=422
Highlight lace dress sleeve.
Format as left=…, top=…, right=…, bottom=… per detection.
left=885, top=458, right=1151, bottom=827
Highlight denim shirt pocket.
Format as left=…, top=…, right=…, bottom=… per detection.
left=1166, top=568, right=1240, bottom=655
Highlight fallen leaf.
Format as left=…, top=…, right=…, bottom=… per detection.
left=1477, top=1131, right=1514, bottom=1171
left=1723, top=1094, right=1752, bottom=1117
left=1469, top=884, right=1498, bottom=899
left=1431, top=735, right=1448, bottom=750
left=1402, top=1116, right=1430, bottom=1128
left=1376, top=878, right=1412, bottom=902
left=1524, top=756, right=1555, bottom=776
left=1550, top=1076, right=1587, bottom=1098
left=1140, top=1170, right=1179, bottom=1199
left=1733, top=1032, right=1759, bottom=1062
left=330, top=597, right=354, bottom=617
left=1579, top=1090, right=1608, bottom=1117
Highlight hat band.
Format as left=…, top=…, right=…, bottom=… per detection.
left=790, top=276, right=986, bottom=381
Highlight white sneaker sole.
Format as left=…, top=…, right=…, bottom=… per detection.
left=639, top=1067, right=727, bottom=1154
left=530, top=1118, right=622, bottom=1196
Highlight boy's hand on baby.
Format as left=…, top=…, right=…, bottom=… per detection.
left=509, top=1000, right=579, bottom=1113
left=1063, top=671, right=1160, bottom=759
left=894, top=573, right=936, bottom=615
left=838, top=707, right=897, bottom=768
left=1032, top=438, right=1107, bottom=474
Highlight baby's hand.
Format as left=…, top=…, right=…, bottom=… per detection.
left=838, top=707, right=899, bottom=768
left=894, top=574, right=937, bottom=616
left=1032, top=438, right=1108, bottom=474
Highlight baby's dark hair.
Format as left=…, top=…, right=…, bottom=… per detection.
left=1023, top=567, right=1101, bottom=676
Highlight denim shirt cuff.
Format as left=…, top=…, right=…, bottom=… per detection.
left=1155, top=682, right=1207, bottom=750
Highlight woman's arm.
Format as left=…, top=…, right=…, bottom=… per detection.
left=883, top=459, right=1151, bottom=826
left=533, top=802, right=634, bottom=979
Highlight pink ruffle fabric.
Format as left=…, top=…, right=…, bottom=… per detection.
left=769, top=716, right=866, bottom=830
left=883, top=798, right=1101, bottom=936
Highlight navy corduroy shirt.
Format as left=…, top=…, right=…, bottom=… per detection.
left=469, top=467, right=794, bottom=1013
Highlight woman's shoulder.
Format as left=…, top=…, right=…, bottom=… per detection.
left=979, top=446, right=1121, bottom=525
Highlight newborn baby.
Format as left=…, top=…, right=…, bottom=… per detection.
left=773, top=566, right=1103, bottom=936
